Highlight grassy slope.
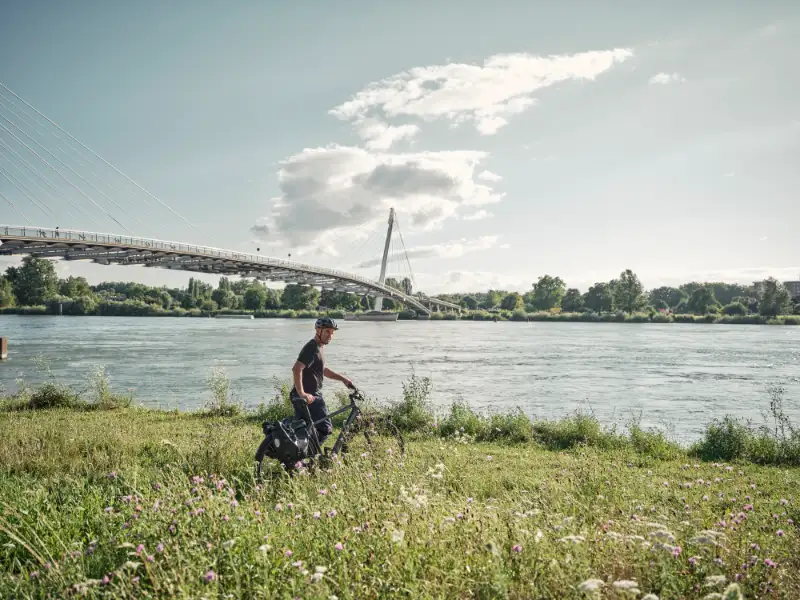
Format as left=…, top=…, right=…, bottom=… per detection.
left=1, top=408, right=798, bottom=599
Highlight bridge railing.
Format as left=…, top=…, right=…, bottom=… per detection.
left=0, top=225, right=450, bottom=312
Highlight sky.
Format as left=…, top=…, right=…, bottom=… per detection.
left=0, top=0, right=798, bottom=295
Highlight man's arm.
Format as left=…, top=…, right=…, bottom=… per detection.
left=323, top=367, right=354, bottom=389
left=292, top=360, right=313, bottom=402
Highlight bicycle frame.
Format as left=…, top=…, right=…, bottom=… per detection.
left=292, top=390, right=363, bottom=459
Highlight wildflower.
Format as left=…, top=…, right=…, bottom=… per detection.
left=703, top=574, right=726, bottom=587
left=104, top=506, right=113, bottom=513
left=512, top=544, right=522, bottom=553
left=102, top=575, right=110, bottom=585
left=136, top=544, right=144, bottom=555
left=204, top=570, right=217, bottom=582
left=275, top=503, right=283, bottom=512
left=319, top=489, right=328, bottom=495
left=313, top=511, right=321, bottom=520
left=487, top=455, right=493, bottom=461
left=327, top=509, right=337, bottom=518
left=335, top=542, right=344, bottom=551
left=107, top=471, right=117, bottom=480
left=285, top=550, right=293, bottom=557
left=29, top=571, right=39, bottom=579
left=613, top=580, right=640, bottom=594
left=780, top=498, right=788, bottom=506
left=743, top=504, right=753, bottom=511
left=156, top=543, right=165, bottom=553
left=672, top=546, right=682, bottom=557
left=578, top=579, right=604, bottom=592
left=689, top=556, right=699, bottom=566
left=146, top=555, right=154, bottom=563
left=230, top=499, right=238, bottom=508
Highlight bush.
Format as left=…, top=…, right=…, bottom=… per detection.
left=27, top=382, right=82, bottom=410
left=690, top=416, right=751, bottom=462
left=532, top=411, right=624, bottom=450
left=722, top=302, right=747, bottom=316
left=385, top=373, right=435, bottom=433
left=203, top=366, right=241, bottom=417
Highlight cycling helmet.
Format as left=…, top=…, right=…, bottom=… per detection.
left=315, top=316, right=338, bottom=330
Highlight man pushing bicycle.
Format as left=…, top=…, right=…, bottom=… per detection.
left=290, top=317, right=355, bottom=445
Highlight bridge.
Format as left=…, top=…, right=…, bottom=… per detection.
left=0, top=82, right=461, bottom=316
left=0, top=225, right=460, bottom=315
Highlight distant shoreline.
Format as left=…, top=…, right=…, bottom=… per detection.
left=1, top=307, right=798, bottom=325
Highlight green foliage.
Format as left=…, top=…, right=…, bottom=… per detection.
left=500, top=292, right=523, bottom=311
left=687, top=286, right=720, bottom=314
left=0, top=277, right=14, bottom=308
left=27, top=382, right=82, bottom=409
left=530, top=274, right=566, bottom=311
left=612, top=269, right=645, bottom=313
left=649, top=286, right=686, bottom=309
left=203, top=366, right=241, bottom=417
left=560, top=288, right=584, bottom=312
left=583, top=282, right=614, bottom=312
left=532, top=411, right=626, bottom=450
left=385, top=372, right=435, bottom=433
left=9, top=256, right=59, bottom=305
left=282, top=284, right=320, bottom=310
left=758, top=277, right=792, bottom=317
left=722, top=301, right=748, bottom=316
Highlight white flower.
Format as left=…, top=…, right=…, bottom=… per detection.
left=613, top=580, right=641, bottom=595
left=578, top=578, right=604, bottom=592
left=703, top=575, right=727, bottom=587
left=642, top=595, right=660, bottom=600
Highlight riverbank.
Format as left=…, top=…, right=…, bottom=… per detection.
left=2, top=305, right=799, bottom=324
left=1, top=377, right=799, bottom=598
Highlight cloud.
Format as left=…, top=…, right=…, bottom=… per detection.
left=252, top=45, right=632, bottom=258
left=330, top=48, right=633, bottom=140
left=356, top=118, right=420, bottom=150
left=414, top=269, right=530, bottom=294
left=649, top=72, right=685, bottom=85
left=477, top=170, right=502, bottom=182
left=352, top=235, right=500, bottom=269
left=260, top=145, right=503, bottom=254
left=462, top=209, right=492, bottom=221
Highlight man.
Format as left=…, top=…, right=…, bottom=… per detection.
left=290, top=316, right=354, bottom=445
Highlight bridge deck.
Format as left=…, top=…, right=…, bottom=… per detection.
left=0, top=225, right=461, bottom=314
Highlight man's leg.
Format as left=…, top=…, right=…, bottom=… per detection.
left=306, top=392, right=333, bottom=444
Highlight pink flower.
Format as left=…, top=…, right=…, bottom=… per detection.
left=319, top=489, right=328, bottom=495
left=780, top=498, right=788, bottom=506
left=313, top=512, right=321, bottom=520
left=136, top=544, right=144, bottom=555
left=672, top=546, right=682, bottom=557
left=777, top=530, right=784, bottom=536
left=335, top=542, right=344, bottom=551
left=512, top=544, right=522, bottom=553
left=327, top=509, right=337, bottom=518
left=764, top=558, right=776, bottom=568
left=204, top=570, right=217, bottom=582
left=156, top=543, right=165, bottom=553
left=285, top=550, right=293, bottom=557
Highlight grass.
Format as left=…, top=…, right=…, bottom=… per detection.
left=0, top=372, right=799, bottom=598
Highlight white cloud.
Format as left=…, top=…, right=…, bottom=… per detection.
left=353, top=235, right=500, bottom=269
left=477, top=170, right=502, bottom=182
left=415, top=269, right=530, bottom=294
left=649, top=72, right=685, bottom=85
left=462, top=209, right=492, bottom=221
left=356, top=118, right=420, bottom=150
left=330, top=48, right=633, bottom=139
left=258, top=145, right=503, bottom=256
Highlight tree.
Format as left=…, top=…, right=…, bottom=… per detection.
left=500, top=292, right=524, bottom=311
left=758, top=278, right=791, bottom=317
left=687, top=287, right=720, bottom=314
left=60, top=276, right=93, bottom=299
left=652, top=298, right=670, bottom=311
left=561, top=288, right=584, bottom=313
left=243, top=285, right=268, bottom=310
left=612, top=270, right=644, bottom=313
left=460, top=295, right=478, bottom=310
left=531, top=275, right=566, bottom=311
left=722, top=302, right=747, bottom=316
left=649, top=286, right=686, bottom=309
left=281, top=284, right=320, bottom=310
left=583, top=282, right=613, bottom=312
left=212, top=288, right=236, bottom=309
left=0, top=277, right=15, bottom=308
left=482, top=289, right=504, bottom=309
left=9, top=256, right=59, bottom=306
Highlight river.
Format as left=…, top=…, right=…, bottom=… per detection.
left=1, top=316, right=798, bottom=441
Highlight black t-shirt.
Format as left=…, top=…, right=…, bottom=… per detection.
left=293, top=338, right=324, bottom=395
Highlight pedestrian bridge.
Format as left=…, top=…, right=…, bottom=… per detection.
left=0, top=225, right=461, bottom=315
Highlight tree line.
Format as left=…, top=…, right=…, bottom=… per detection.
left=0, top=258, right=797, bottom=317
left=0, top=256, right=415, bottom=315
left=437, top=270, right=799, bottom=318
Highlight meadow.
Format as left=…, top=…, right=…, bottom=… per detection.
left=0, top=371, right=798, bottom=599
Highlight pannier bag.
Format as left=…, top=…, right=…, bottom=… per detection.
left=261, top=417, right=311, bottom=465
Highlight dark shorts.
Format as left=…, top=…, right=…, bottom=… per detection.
left=290, top=391, right=333, bottom=444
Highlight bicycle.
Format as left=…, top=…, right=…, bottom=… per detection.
left=254, top=387, right=405, bottom=477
